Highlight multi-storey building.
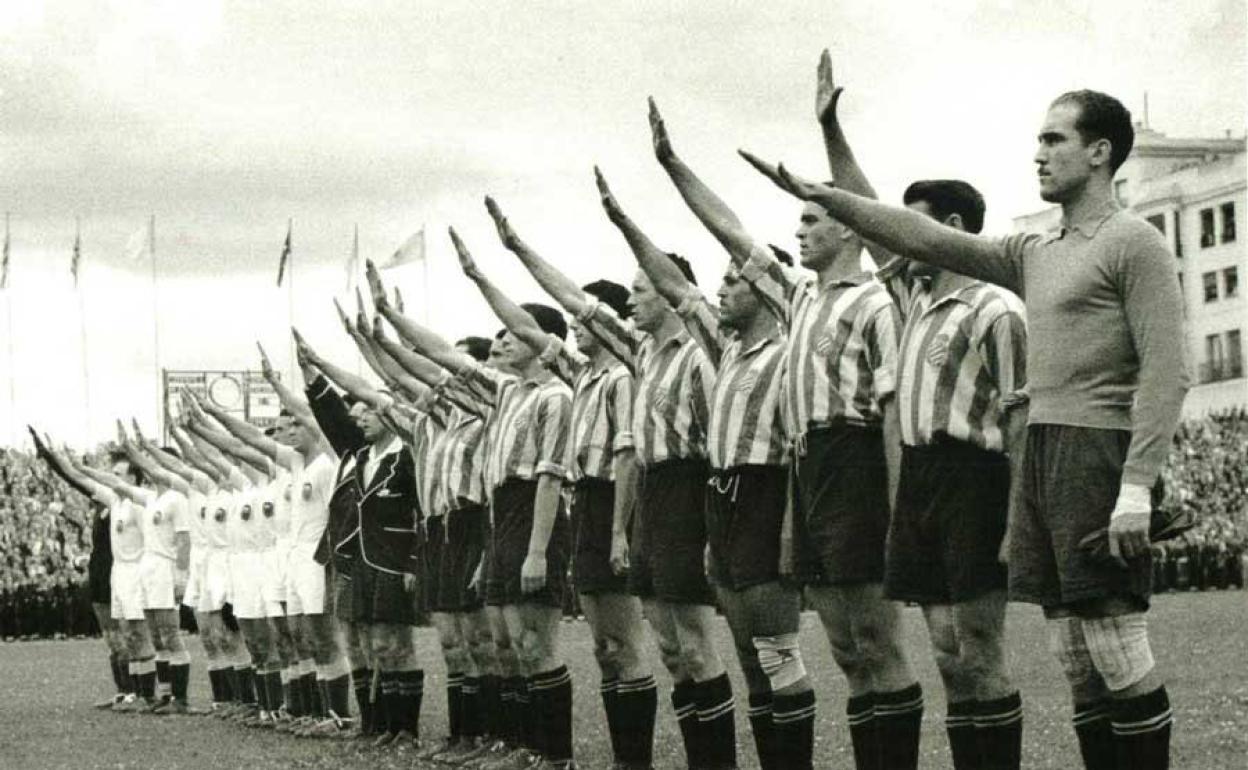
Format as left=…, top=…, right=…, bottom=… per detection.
left=1013, top=127, right=1246, bottom=417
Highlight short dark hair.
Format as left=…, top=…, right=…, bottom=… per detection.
left=456, top=336, right=492, bottom=362
left=902, top=180, right=987, bottom=234
left=106, top=450, right=145, bottom=486
left=1051, top=90, right=1135, bottom=173
left=768, top=244, right=795, bottom=267
left=520, top=302, right=568, bottom=341
left=582, top=279, right=632, bottom=319
left=666, top=253, right=697, bottom=286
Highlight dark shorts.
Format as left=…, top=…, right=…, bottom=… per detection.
left=1009, top=425, right=1153, bottom=610
left=706, top=465, right=786, bottom=591
left=794, top=424, right=890, bottom=586
left=629, top=458, right=715, bottom=605
left=439, top=505, right=487, bottom=613
left=351, top=561, right=416, bottom=625
left=571, top=478, right=628, bottom=596
left=485, top=479, right=570, bottom=609
left=422, top=516, right=445, bottom=614
left=885, top=439, right=1009, bottom=604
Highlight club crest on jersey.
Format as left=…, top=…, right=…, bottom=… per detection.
left=926, top=334, right=951, bottom=368
left=214, top=508, right=226, bottom=522
left=302, top=483, right=313, bottom=501
left=284, top=485, right=292, bottom=502
left=115, top=520, right=125, bottom=533
left=199, top=507, right=207, bottom=520
left=152, top=510, right=163, bottom=525
left=813, top=332, right=836, bottom=357
left=241, top=504, right=252, bottom=521
left=648, top=387, right=670, bottom=412
left=263, top=502, right=274, bottom=518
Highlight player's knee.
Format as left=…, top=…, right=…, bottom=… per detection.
left=1080, top=613, right=1155, bottom=693
left=754, top=634, right=807, bottom=693
left=1047, top=616, right=1102, bottom=693
left=677, top=640, right=713, bottom=681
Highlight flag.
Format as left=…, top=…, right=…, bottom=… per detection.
left=71, top=221, right=82, bottom=287
left=345, top=223, right=359, bottom=292
left=381, top=226, right=425, bottom=269
left=124, top=220, right=150, bottom=263
left=1, top=212, right=9, bottom=290
left=276, top=220, right=292, bottom=287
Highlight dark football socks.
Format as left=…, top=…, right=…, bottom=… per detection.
left=773, top=689, right=816, bottom=770
left=351, top=667, right=374, bottom=733
left=946, top=700, right=980, bottom=769
left=171, top=663, right=190, bottom=702
left=616, top=675, right=657, bottom=767
left=875, top=683, right=924, bottom=770
left=447, top=671, right=464, bottom=739
left=672, top=679, right=704, bottom=768
left=600, top=677, right=621, bottom=759
left=694, top=673, right=736, bottom=769
left=1111, top=686, right=1172, bottom=770
left=847, top=692, right=878, bottom=770
left=1073, top=699, right=1115, bottom=770
left=396, top=669, right=425, bottom=736
left=746, top=692, right=776, bottom=769
left=532, top=665, right=573, bottom=763
left=976, top=691, right=1023, bottom=769
left=461, top=676, right=483, bottom=739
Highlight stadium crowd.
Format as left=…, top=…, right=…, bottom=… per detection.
left=2, top=409, right=1245, bottom=641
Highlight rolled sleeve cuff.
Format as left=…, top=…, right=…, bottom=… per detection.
left=307, top=377, right=333, bottom=400
left=674, top=286, right=704, bottom=318
left=535, top=461, right=567, bottom=480
left=611, top=430, right=636, bottom=454
left=872, top=368, right=896, bottom=405
left=739, top=242, right=774, bottom=284
left=1000, top=388, right=1030, bottom=411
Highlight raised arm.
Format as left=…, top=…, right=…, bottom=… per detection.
left=170, top=423, right=225, bottom=486
left=183, top=395, right=271, bottom=476
left=595, top=164, right=691, bottom=311
left=366, top=318, right=432, bottom=400
left=117, top=421, right=189, bottom=494
left=365, top=259, right=479, bottom=375
left=33, top=430, right=115, bottom=506
left=199, top=396, right=297, bottom=470
left=297, top=321, right=392, bottom=412
left=648, top=98, right=758, bottom=268
left=739, top=152, right=1023, bottom=294
left=73, top=454, right=150, bottom=504
left=257, top=342, right=316, bottom=429
left=484, top=196, right=590, bottom=318
left=134, top=421, right=214, bottom=494
left=453, top=225, right=552, bottom=356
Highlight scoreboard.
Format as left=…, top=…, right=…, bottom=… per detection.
left=161, top=369, right=282, bottom=441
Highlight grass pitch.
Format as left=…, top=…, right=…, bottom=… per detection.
left=0, top=590, right=1243, bottom=769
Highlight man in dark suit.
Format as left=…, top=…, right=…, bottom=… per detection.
left=297, top=333, right=425, bottom=750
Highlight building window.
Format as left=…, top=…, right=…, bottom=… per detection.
left=1174, top=210, right=1183, bottom=257
left=1225, top=267, right=1240, bottom=299
left=1229, top=330, right=1244, bottom=379
left=1221, top=202, right=1236, bottom=243
left=1203, top=271, right=1218, bottom=302
left=1146, top=214, right=1166, bottom=234
left=1200, top=208, right=1216, bottom=248
left=1203, top=333, right=1225, bottom=383
left=1114, top=179, right=1129, bottom=206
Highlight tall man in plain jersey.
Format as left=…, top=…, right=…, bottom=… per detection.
left=459, top=214, right=659, bottom=770
left=743, top=88, right=1186, bottom=770
left=651, top=101, right=921, bottom=769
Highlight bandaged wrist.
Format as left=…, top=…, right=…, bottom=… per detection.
left=1111, top=483, right=1152, bottom=519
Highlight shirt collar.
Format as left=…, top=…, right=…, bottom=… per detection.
left=368, top=434, right=403, bottom=463
left=821, top=269, right=873, bottom=291
left=1056, top=200, right=1120, bottom=240
left=919, top=281, right=983, bottom=314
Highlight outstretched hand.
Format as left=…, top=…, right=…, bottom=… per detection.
left=738, top=150, right=831, bottom=201
left=365, top=260, right=390, bottom=311
left=291, top=327, right=318, bottom=370
left=815, top=48, right=844, bottom=125
left=332, top=297, right=355, bottom=337
left=594, top=166, right=627, bottom=225
left=256, top=342, right=275, bottom=380
left=648, top=96, right=675, bottom=163
left=354, top=289, right=371, bottom=334
left=449, top=226, right=483, bottom=281
left=484, top=196, right=521, bottom=252
left=393, top=286, right=405, bottom=315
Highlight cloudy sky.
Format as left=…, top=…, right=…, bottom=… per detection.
left=1, top=0, right=1244, bottom=446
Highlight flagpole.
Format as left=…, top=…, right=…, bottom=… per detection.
left=353, top=223, right=362, bottom=377
left=76, top=217, right=91, bottom=445
left=148, top=214, right=162, bottom=441
left=3, top=212, right=14, bottom=445
left=421, top=225, right=430, bottom=326
left=287, top=218, right=296, bottom=387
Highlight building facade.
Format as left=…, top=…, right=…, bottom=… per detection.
left=1013, top=127, right=1247, bottom=417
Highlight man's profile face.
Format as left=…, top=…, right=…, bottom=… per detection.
left=795, top=202, right=845, bottom=270
left=716, top=270, right=760, bottom=332
left=570, top=318, right=599, bottom=356
left=349, top=402, right=387, bottom=443
left=1035, top=101, right=1097, bottom=204
left=493, top=329, right=536, bottom=373
left=628, top=270, right=668, bottom=333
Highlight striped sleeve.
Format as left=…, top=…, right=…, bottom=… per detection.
left=539, top=335, right=586, bottom=386
left=579, top=300, right=640, bottom=373
left=979, top=307, right=1028, bottom=404
left=675, top=288, right=724, bottom=366
left=739, top=241, right=802, bottom=326
left=606, top=367, right=636, bottom=454
left=875, top=256, right=920, bottom=323
left=689, top=348, right=715, bottom=441
left=533, top=387, right=573, bottom=479
left=864, top=300, right=901, bottom=405
left=438, top=375, right=490, bottom=419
